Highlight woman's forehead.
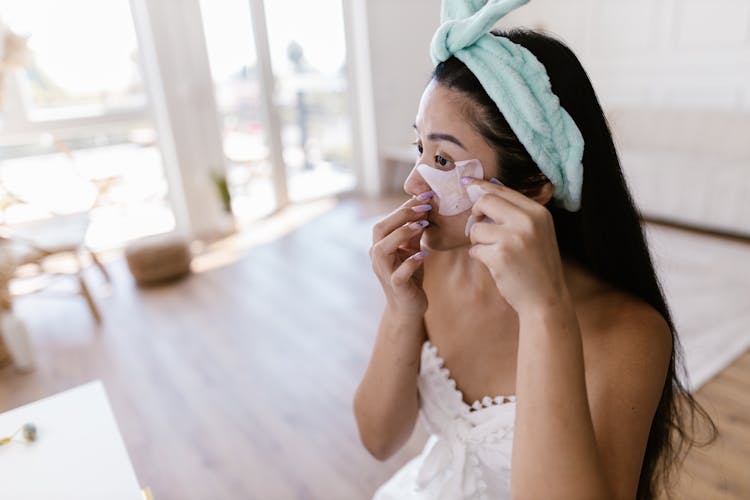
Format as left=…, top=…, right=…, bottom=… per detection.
left=415, top=84, right=478, bottom=137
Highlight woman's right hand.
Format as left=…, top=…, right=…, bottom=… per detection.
left=369, top=191, right=435, bottom=318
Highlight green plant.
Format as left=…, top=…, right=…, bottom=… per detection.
left=210, top=170, right=232, bottom=214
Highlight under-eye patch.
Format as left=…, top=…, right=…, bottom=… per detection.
left=416, top=159, right=484, bottom=216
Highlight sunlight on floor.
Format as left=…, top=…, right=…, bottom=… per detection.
left=190, top=196, right=340, bottom=274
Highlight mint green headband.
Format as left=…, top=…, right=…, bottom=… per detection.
left=430, top=0, right=584, bottom=212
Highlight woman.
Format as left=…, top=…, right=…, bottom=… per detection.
left=353, top=7, right=715, bottom=499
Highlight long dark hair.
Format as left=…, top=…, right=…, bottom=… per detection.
left=432, top=28, right=717, bottom=499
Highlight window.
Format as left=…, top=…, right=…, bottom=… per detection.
left=0, top=0, right=173, bottom=249
left=200, top=0, right=356, bottom=222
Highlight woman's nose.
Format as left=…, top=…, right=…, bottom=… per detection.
left=403, top=164, right=431, bottom=197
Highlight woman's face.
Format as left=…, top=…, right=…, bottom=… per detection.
left=404, top=80, right=499, bottom=251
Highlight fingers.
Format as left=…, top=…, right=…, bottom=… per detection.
left=470, top=191, right=519, bottom=221
left=468, top=220, right=504, bottom=245
left=468, top=243, right=495, bottom=271
left=390, top=250, right=428, bottom=289
left=398, top=229, right=423, bottom=252
left=461, top=176, right=535, bottom=210
left=372, top=191, right=435, bottom=244
left=371, top=219, right=430, bottom=261
left=396, top=246, right=417, bottom=261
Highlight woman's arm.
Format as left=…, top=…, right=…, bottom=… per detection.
left=353, top=308, right=426, bottom=461
left=356, top=190, right=434, bottom=461
left=462, top=177, right=671, bottom=499
left=511, top=291, right=610, bottom=498
left=511, top=291, right=672, bottom=500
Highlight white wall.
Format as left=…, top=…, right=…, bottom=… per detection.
left=494, top=0, right=750, bottom=236
left=496, top=0, right=750, bottom=111
left=364, top=0, right=440, bottom=194
left=363, top=0, right=750, bottom=194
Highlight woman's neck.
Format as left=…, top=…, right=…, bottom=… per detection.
left=423, top=245, right=597, bottom=310
left=424, top=245, right=512, bottom=311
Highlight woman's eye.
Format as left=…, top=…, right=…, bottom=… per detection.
left=413, top=142, right=423, bottom=155
left=435, top=154, right=454, bottom=168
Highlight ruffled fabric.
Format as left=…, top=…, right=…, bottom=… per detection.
left=372, top=341, right=516, bottom=500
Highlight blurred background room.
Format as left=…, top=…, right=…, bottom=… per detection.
left=0, top=0, right=747, bottom=498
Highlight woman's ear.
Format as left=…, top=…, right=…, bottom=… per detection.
left=532, top=181, right=555, bottom=206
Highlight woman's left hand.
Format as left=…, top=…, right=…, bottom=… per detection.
left=464, top=177, right=571, bottom=316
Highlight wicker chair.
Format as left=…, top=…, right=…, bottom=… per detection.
left=0, top=212, right=110, bottom=325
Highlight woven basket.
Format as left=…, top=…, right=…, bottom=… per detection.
left=0, top=336, right=11, bottom=368
left=125, top=235, right=192, bottom=286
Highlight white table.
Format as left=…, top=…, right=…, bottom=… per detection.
left=0, top=380, right=144, bottom=500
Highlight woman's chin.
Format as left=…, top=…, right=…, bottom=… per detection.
left=422, top=218, right=471, bottom=251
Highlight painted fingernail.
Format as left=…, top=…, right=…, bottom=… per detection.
left=460, top=176, right=474, bottom=185
left=408, top=220, right=430, bottom=230
left=411, top=250, right=428, bottom=261
left=416, top=190, right=435, bottom=201
left=489, top=178, right=503, bottom=185
left=411, top=204, right=432, bottom=213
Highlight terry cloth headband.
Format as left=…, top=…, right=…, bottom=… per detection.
left=430, top=0, right=584, bottom=212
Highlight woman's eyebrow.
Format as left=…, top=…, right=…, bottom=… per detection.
left=413, top=123, right=467, bottom=151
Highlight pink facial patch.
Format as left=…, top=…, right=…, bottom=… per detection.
left=416, top=159, right=484, bottom=216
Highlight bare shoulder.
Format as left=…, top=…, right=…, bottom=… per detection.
left=579, top=290, right=673, bottom=362
left=576, top=291, right=674, bottom=497
left=578, top=288, right=673, bottom=423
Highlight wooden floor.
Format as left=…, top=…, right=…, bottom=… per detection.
left=0, top=193, right=747, bottom=500
left=669, top=351, right=750, bottom=500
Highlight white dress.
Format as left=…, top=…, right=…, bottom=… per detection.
left=372, top=340, right=517, bottom=500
